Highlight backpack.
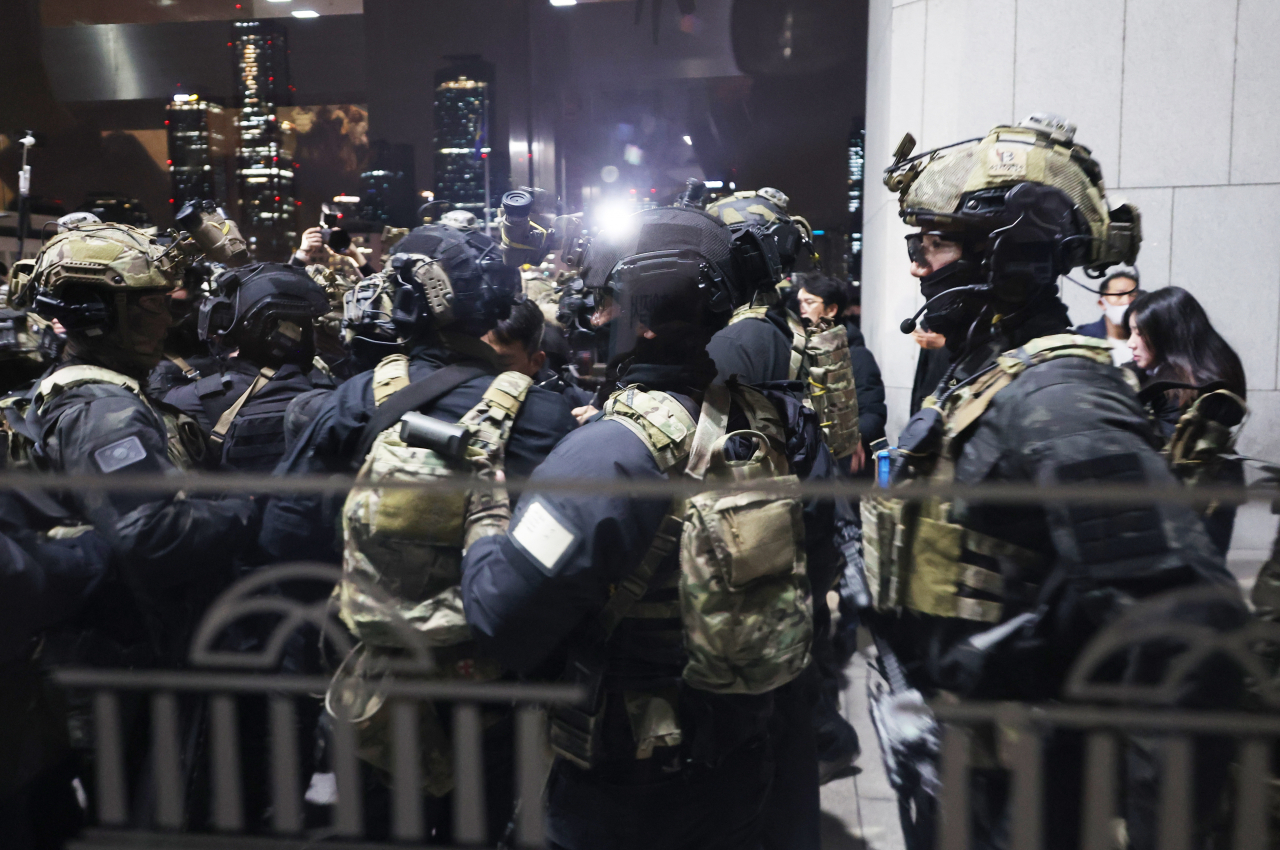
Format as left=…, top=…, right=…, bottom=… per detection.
left=331, top=354, right=533, bottom=795
left=338, top=353, right=534, bottom=650
left=602, top=381, right=813, bottom=695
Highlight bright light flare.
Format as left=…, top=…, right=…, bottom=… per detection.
left=595, top=200, right=639, bottom=240
left=550, top=0, right=577, bottom=6
left=292, top=9, right=319, bottom=17
left=683, top=135, right=692, bottom=145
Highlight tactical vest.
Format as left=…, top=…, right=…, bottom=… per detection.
left=728, top=303, right=808, bottom=381
left=551, top=381, right=812, bottom=768
left=861, top=334, right=1123, bottom=624
left=804, top=321, right=861, bottom=459
left=191, top=365, right=314, bottom=472
left=333, top=354, right=533, bottom=794
left=727, top=306, right=861, bottom=457
left=339, top=354, right=534, bottom=649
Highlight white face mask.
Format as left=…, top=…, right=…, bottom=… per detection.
left=1104, top=303, right=1129, bottom=326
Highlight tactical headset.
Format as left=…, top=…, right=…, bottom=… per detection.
left=198, top=263, right=329, bottom=358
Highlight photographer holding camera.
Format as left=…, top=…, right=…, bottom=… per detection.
left=291, top=220, right=373, bottom=278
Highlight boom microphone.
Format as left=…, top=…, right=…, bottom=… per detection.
left=899, top=284, right=993, bottom=334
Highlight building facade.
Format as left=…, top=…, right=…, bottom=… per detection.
left=433, top=56, right=501, bottom=218
left=234, top=19, right=297, bottom=259
left=166, top=94, right=232, bottom=213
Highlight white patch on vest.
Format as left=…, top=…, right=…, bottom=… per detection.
left=93, top=435, right=148, bottom=473
left=511, top=500, right=578, bottom=575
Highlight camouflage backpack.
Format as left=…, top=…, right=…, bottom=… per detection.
left=338, top=354, right=533, bottom=650
left=603, top=381, right=813, bottom=695
left=804, top=320, right=861, bottom=459
left=333, top=355, right=533, bottom=795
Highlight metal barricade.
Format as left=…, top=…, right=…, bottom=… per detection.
left=51, top=563, right=583, bottom=849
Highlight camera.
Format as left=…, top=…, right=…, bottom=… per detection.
left=320, top=206, right=352, bottom=254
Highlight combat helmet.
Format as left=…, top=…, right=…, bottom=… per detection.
left=199, top=263, right=330, bottom=367
left=706, top=187, right=815, bottom=276
left=884, top=114, right=1141, bottom=336
left=886, top=114, right=1140, bottom=279
left=10, top=224, right=183, bottom=372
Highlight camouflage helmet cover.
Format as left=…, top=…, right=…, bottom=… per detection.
left=16, top=223, right=176, bottom=309
left=705, top=188, right=814, bottom=273
left=884, top=114, right=1141, bottom=272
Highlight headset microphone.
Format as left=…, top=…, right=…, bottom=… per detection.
left=899, top=284, right=993, bottom=334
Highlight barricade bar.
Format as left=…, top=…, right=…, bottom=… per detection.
left=3, top=470, right=1278, bottom=507
left=932, top=703, right=1280, bottom=736
left=54, top=669, right=584, bottom=704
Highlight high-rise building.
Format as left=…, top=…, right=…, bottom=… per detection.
left=360, top=141, right=416, bottom=227
left=234, top=19, right=296, bottom=259
left=433, top=55, right=504, bottom=216
left=166, top=93, right=232, bottom=214
left=847, top=125, right=865, bottom=279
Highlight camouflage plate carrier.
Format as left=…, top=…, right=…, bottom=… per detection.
left=804, top=319, right=861, bottom=460
left=727, top=304, right=860, bottom=459
left=551, top=381, right=813, bottom=768
left=333, top=354, right=532, bottom=794
left=861, top=334, right=1125, bottom=624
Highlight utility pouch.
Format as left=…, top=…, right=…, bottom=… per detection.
left=549, top=651, right=608, bottom=770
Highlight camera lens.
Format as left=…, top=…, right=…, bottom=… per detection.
left=502, top=190, right=534, bottom=219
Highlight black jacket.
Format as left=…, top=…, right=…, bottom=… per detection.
left=258, top=342, right=577, bottom=563
left=164, top=358, right=323, bottom=472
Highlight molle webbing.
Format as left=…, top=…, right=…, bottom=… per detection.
left=601, top=387, right=697, bottom=474
left=863, top=334, right=1114, bottom=624
left=372, top=353, right=411, bottom=406
left=804, top=323, right=860, bottom=458
left=210, top=366, right=277, bottom=446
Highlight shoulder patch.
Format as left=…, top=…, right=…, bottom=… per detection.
left=94, top=435, right=148, bottom=473
left=509, top=498, right=579, bottom=576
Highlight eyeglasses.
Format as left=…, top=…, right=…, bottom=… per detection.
left=904, top=232, right=962, bottom=266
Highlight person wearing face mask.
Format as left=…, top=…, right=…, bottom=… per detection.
left=1073, top=267, right=1139, bottom=365
left=870, top=115, right=1238, bottom=850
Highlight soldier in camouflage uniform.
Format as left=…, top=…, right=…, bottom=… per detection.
left=3, top=223, right=259, bottom=659
left=460, top=206, right=845, bottom=849
left=865, top=115, right=1239, bottom=850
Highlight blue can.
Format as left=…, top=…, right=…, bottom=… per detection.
left=875, top=448, right=895, bottom=489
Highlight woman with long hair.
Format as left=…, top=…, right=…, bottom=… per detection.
left=1126, top=286, right=1247, bottom=553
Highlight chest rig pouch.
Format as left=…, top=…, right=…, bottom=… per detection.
left=551, top=382, right=812, bottom=770
left=861, top=334, right=1118, bottom=624
left=804, top=321, right=861, bottom=459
